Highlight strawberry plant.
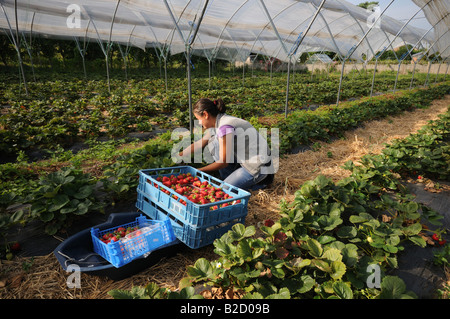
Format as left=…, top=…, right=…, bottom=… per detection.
left=26, top=167, right=104, bottom=235
left=176, top=169, right=438, bottom=299
left=382, top=110, right=450, bottom=180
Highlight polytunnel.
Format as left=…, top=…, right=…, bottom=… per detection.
left=1, top=0, right=449, bottom=129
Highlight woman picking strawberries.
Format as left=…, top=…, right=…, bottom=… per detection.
left=179, top=98, right=274, bottom=191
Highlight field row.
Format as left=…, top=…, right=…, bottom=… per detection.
left=1, top=70, right=445, bottom=159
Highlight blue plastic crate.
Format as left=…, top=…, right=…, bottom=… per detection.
left=137, top=196, right=246, bottom=249
left=136, top=166, right=251, bottom=228
left=91, top=215, right=176, bottom=268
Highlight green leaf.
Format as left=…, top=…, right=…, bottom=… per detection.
left=318, top=215, right=343, bottom=231
left=42, top=185, right=60, bottom=198
left=213, top=238, right=234, bottom=257
left=242, top=292, right=264, bottom=299
left=322, top=248, right=343, bottom=263
left=60, top=206, right=77, bottom=214
left=30, top=203, right=46, bottom=217
left=386, top=256, right=398, bottom=269
left=63, top=175, right=76, bottom=185
left=333, top=281, right=353, bottom=299
left=187, top=258, right=213, bottom=280
left=311, top=259, right=331, bottom=272
left=73, top=185, right=93, bottom=199
left=318, top=235, right=336, bottom=245
left=40, top=210, right=54, bottom=222
left=237, top=240, right=253, bottom=262
left=341, top=244, right=359, bottom=267
left=45, top=223, right=59, bottom=235
left=271, top=267, right=286, bottom=279
left=401, top=201, right=419, bottom=215
left=266, top=287, right=290, bottom=299
left=383, top=244, right=398, bottom=254
left=297, top=275, right=315, bottom=294
left=286, top=257, right=311, bottom=270
left=349, top=213, right=372, bottom=223
left=168, top=287, right=203, bottom=299
left=9, top=209, right=24, bottom=223
left=402, top=222, right=422, bottom=236
left=48, top=194, right=70, bottom=212
left=386, top=235, right=400, bottom=246
left=379, top=276, right=415, bottom=299
left=408, top=235, right=426, bottom=248
left=75, top=200, right=90, bottom=215
left=314, top=175, right=331, bottom=189
left=336, top=226, right=357, bottom=238
left=229, top=224, right=255, bottom=241
left=305, top=238, right=323, bottom=258
left=330, top=261, right=347, bottom=280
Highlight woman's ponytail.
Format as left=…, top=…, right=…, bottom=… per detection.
left=214, top=98, right=226, bottom=114
left=194, top=98, right=226, bottom=116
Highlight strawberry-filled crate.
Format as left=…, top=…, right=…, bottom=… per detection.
left=138, top=196, right=246, bottom=249
left=136, top=166, right=251, bottom=228
left=91, top=215, right=176, bottom=268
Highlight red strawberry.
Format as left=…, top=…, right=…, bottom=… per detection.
left=432, top=233, right=440, bottom=241
left=10, top=242, right=21, bottom=251
left=264, top=219, right=274, bottom=227
left=274, top=231, right=287, bottom=242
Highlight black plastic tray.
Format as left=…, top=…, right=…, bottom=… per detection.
left=53, top=211, right=181, bottom=281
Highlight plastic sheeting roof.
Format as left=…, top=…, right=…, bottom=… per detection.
left=0, top=0, right=448, bottom=62
left=413, top=0, right=450, bottom=60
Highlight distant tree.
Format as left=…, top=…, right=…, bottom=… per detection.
left=358, top=2, right=379, bottom=10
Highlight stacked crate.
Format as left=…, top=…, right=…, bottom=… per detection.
left=136, top=166, right=251, bottom=249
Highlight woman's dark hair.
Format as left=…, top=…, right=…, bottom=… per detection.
left=194, top=98, right=226, bottom=116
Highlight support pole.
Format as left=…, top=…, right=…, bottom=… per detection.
left=444, top=62, right=449, bottom=81
left=282, top=0, right=326, bottom=117
left=285, top=57, right=291, bottom=117
left=435, top=57, right=442, bottom=84
left=1, top=2, right=28, bottom=95
left=164, top=0, right=209, bottom=134
left=106, top=0, right=121, bottom=93
left=370, top=56, right=379, bottom=97
left=336, top=58, right=347, bottom=106
left=336, top=0, right=394, bottom=105
left=409, top=32, right=450, bottom=89
left=74, top=37, right=87, bottom=79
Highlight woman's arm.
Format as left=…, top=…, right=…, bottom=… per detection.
left=179, top=131, right=210, bottom=157
left=198, top=134, right=229, bottom=173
